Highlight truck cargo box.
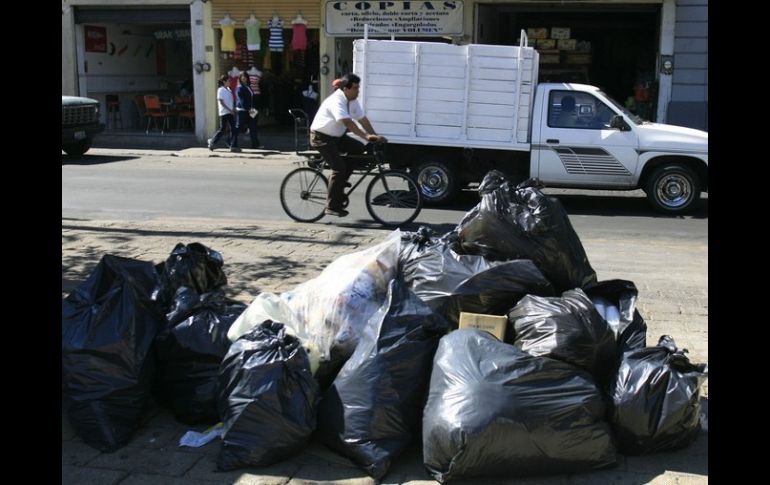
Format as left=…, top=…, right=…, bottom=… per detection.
left=353, top=38, right=538, bottom=151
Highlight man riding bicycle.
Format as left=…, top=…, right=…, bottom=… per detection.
left=309, top=73, right=386, bottom=217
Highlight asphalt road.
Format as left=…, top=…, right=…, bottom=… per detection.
left=62, top=148, right=708, bottom=242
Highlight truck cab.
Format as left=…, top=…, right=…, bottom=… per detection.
left=62, top=95, right=104, bottom=156
left=353, top=35, right=708, bottom=214
left=531, top=83, right=708, bottom=212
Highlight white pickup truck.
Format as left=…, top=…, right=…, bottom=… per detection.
left=352, top=32, right=708, bottom=213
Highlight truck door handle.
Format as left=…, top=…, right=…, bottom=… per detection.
left=546, top=139, right=560, bottom=144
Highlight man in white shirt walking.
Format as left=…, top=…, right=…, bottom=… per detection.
left=208, top=75, right=239, bottom=152
left=310, top=73, right=385, bottom=217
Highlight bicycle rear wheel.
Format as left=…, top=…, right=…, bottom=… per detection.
left=280, top=167, right=328, bottom=222
left=365, top=170, right=422, bottom=227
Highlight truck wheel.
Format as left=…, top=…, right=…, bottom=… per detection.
left=63, top=139, right=92, bottom=156
left=645, top=163, right=701, bottom=214
left=415, top=161, right=458, bottom=204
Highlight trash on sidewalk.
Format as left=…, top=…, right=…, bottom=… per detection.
left=153, top=242, right=228, bottom=310
left=217, top=321, right=320, bottom=471
left=399, top=229, right=555, bottom=327
left=585, top=279, right=648, bottom=354
left=507, top=288, right=618, bottom=386
left=178, top=422, right=224, bottom=448
left=318, top=279, right=449, bottom=479
left=62, top=255, right=163, bottom=452
left=451, top=171, right=597, bottom=292
left=154, top=287, right=246, bottom=424
left=229, top=230, right=402, bottom=388
left=61, top=175, right=707, bottom=479
left=610, top=335, right=708, bottom=454
left=423, top=329, right=617, bottom=482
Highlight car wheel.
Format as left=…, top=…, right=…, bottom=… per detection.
left=415, top=160, right=458, bottom=204
left=63, top=139, right=92, bottom=157
left=645, top=163, right=701, bottom=214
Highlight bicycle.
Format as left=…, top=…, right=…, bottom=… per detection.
left=280, top=109, right=422, bottom=227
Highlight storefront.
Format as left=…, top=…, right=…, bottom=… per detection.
left=62, top=1, right=200, bottom=134
left=62, top=1, right=705, bottom=142
left=209, top=1, right=322, bottom=126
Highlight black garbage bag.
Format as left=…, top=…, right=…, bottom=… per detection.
left=507, top=288, right=618, bottom=386
left=62, top=255, right=163, bottom=452
left=399, top=232, right=554, bottom=327
left=318, top=279, right=449, bottom=479
left=610, top=335, right=708, bottom=455
left=153, top=242, right=228, bottom=309
left=436, top=259, right=555, bottom=328
left=154, top=287, right=247, bottom=424
left=452, top=171, right=596, bottom=293
left=423, top=329, right=616, bottom=482
left=398, top=225, right=447, bottom=274
left=400, top=233, right=497, bottom=299
left=584, top=279, right=647, bottom=354
left=217, top=320, right=320, bottom=471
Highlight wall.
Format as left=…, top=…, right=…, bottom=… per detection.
left=61, top=0, right=194, bottom=96
left=667, top=0, right=707, bottom=130
left=83, top=24, right=191, bottom=93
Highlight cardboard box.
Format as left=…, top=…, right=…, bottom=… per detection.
left=526, top=27, right=549, bottom=40
left=540, top=54, right=561, bottom=64
left=551, top=27, right=571, bottom=39
left=536, top=39, right=557, bottom=50
left=565, top=53, right=592, bottom=64
left=557, top=39, right=577, bottom=51
left=458, top=312, right=507, bottom=341
left=575, top=40, right=592, bottom=53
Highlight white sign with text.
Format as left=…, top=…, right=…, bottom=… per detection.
left=325, top=1, right=464, bottom=36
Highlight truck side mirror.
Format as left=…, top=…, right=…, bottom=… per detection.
left=610, top=115, right=629, bottom=131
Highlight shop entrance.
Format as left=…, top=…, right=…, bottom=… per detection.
left=74, top=8, right=194, bottom=133
left=477, top=3, right=659, bottom=120
left=214, top=28, right=321, bottom=127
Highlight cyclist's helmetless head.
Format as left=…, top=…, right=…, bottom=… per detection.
left=337, top=73, right=361, bottom=101
left=343, top=83, right=361, bottom=101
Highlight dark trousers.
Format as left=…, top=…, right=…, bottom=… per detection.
left=235, top=110, right=260, bottom=148
left=210, top=113, right=236, bottom=147
left=310, top=131, right=367, bottom=210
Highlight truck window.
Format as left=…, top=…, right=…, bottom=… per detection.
left=548, top=91, right=618, bottom=130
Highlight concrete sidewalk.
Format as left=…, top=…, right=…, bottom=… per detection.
left=62, top=217, right=708, bottom=485
left=93, top=124, right=300, bottom=152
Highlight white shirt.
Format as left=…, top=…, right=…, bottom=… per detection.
left=310, top=89, right=365, bottom=137
left=216, top=86, right=233, bottom=116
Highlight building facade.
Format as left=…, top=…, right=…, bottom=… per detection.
left=61, top=0, right=707, bottom=144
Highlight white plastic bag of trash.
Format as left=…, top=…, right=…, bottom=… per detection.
left=179, top=422, right=224, bottom=447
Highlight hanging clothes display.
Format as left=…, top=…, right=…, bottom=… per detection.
left=228, top=66, right=242, bottom=96
left=245, top=15, right=261, bottom=52
left=268, top=16, right=284, bottom=52
left=263, top=47, right=272, bottom=70
left=219, top=15, right=236, bottom=52
left=291, top=14, right=308, bottom=51
left=247, top=67, right=262, bottom=95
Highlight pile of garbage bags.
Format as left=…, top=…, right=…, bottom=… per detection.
left=62, top=171, right=707, bottom=483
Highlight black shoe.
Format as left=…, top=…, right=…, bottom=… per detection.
left=230, top=147, right=241, bottom=153
left=324, top=208, right=349, bottom=217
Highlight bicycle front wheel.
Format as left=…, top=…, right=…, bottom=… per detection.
left=365, top=170, right=422, bottom=227
left=280, top=167, right=329, bottom=222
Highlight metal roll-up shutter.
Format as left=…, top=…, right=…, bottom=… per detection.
left=74, top=8, right=190, bottom=24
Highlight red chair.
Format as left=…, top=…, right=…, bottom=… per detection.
left=174, top=95, right=195, bottom=131
left=143, top=95, right=172, bottom=134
